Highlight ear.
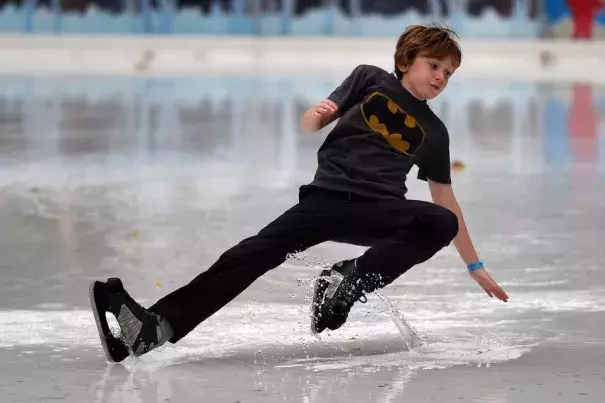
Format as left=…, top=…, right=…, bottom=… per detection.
left=396, top=63, right=408, bottom=73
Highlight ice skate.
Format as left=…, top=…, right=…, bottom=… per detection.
left=89, top=277, right=173, bottom=362
left=310, top=259, right=379, bottom=334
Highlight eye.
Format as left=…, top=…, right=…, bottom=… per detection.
left=445, top=70, right=452, bottom=77
left=429, top=63, right=438, bottom=69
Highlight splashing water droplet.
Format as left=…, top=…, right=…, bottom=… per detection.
left=375, top=291, right=423, bottom=350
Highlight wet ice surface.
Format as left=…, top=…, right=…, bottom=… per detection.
left=0, top=76, right=604, bottom=402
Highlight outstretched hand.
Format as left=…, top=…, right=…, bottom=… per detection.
left=470, top=268, right=509, bottom=302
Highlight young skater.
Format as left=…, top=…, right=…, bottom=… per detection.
left=90, top=24, right=509, bottom=362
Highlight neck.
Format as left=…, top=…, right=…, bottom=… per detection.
left=400, top=77, right=425, bottom=101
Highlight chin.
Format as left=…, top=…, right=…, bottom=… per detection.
left=425, top=93, right=439, bottom=100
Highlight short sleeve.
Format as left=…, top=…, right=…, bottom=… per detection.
left=416, top=127, right=452, bottom=184
left=327, top=65, right=372, bottom=115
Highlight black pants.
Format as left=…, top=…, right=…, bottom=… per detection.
left=150, top=186, right=459, bottom=343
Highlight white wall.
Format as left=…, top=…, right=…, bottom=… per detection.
left=0, top=36, right=604, bottom=83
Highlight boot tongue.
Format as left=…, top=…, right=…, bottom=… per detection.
left=335, top=259, right=383, bottom=292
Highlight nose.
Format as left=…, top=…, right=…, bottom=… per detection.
left=435, top=71, right=445, bottom=82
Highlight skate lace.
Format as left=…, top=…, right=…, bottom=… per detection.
left=122, top=293, right=147, bottom=319
left=116, top=292, right=157, bottom=342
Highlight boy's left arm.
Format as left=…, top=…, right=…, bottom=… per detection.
left=428, top=179, right=509, bottom=302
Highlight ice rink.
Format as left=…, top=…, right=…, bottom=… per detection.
left=0, top=73, right=604, bottom=402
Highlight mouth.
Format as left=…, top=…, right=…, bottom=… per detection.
left=430, top=84, right=441, bottom=92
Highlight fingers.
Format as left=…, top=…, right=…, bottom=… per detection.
left=486, top=277, right=508, bottom=302
left=471, top=270, right=509, bottom=302
left=314, top=99, right=338, bottom=117
left=321, top=99, right=338, bottom=111
left=484, top=283, right=508, bottom=302
left=316, top=105, right=336, bottom=115
left=494, top=286, right=509, bottom=302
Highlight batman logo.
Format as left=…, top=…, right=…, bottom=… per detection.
left=361, top=92, right=425, bottom=156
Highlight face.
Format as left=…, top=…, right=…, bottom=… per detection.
left=398, top=54, right=457, bottom=100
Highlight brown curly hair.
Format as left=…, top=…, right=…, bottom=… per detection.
left=394, top=24, right=462, bottom=80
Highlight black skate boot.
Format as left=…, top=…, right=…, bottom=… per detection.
left=89, top=278, right=173, bottom=362
left=311, top=259, right=380, bottom=334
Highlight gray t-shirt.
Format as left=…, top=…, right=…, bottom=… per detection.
left=304, top=64, right=452, bottom=200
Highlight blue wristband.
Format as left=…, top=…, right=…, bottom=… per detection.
left=467, top=261, right=484, bottom=271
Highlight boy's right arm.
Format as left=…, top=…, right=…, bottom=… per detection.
left=300, top=64, right=372, bottom=133
left=300, top=99, right=340, bottom=132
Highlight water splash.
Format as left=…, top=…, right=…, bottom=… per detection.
left=286, top=251, right=333, bottom=270
left=375, top=291, right=423, bottom=350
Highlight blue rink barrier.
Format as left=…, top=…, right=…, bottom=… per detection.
left=0, top=0, right=545, bottom=37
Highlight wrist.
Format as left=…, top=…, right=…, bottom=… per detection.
left=301, top=113, right=321, bottom=132
left=467, top=261, right=484, bottom=272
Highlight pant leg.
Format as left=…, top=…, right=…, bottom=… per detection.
left=336, top=197, right=459, bottom=288
left=149, top=191, right=345, bottom=343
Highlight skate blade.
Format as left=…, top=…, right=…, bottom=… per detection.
left=89, top=280, right=130, bottom=363
left=310, top=272, right=331, bottom=335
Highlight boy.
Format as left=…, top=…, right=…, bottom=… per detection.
left=89, top=25, right=509, bottom=362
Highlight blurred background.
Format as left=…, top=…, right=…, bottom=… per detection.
left=0, top=0, right=601, bottom=38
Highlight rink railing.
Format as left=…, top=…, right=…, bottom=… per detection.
left=3, top=0, right=545, bottom=37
